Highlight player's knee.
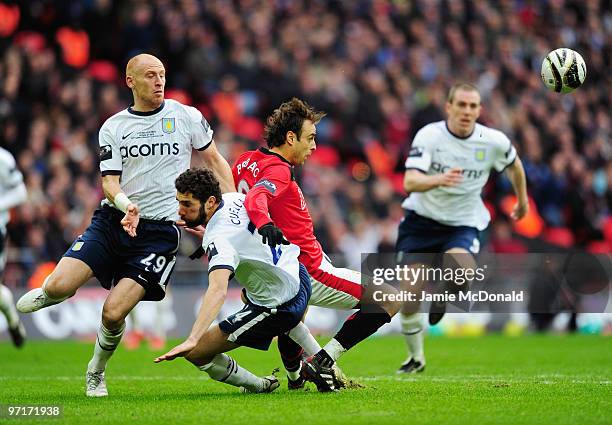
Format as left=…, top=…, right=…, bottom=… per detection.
left=44, top=273, right=76, bottom=299
left=101, top=304, right=128, bottom=329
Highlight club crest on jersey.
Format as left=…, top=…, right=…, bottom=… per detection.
left=474, top=148, right=486, bottom=162
left=162, top=118, right=176, bottom=134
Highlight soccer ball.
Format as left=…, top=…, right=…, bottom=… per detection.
left=541, top=48, right=586, bottom=93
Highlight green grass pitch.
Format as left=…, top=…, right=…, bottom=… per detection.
left=1, top=334, right=610, bottom=424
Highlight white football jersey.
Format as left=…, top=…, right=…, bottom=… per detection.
left=402, top=121, right=517, bottom=230
left=0, top=147, right=26, bottom=233
left=99, top=99, right=214, bottom=220
left=202, top=192, right=302, bottom=308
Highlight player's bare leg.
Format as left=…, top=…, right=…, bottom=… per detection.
left=86, top=278, right=145, bottom=397
left=183, top=326, right=280, bottom=393
left=428, top=248, right=477, bottom=325
left=17, top=257, right=93, bottom=313
left=398, top=263, right=427, bottom=373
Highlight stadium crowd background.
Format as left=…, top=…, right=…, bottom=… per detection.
left=0, top=0, right=610, bottom=287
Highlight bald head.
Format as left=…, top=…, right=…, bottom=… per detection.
left=125, top=54, right=166, bottom=112
left=126, top=54, right=164, bottom=78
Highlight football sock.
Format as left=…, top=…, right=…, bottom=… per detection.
left=88, top=322, right=126, bottom=372
left=278, top=333, right=303, bottom=380
left=200, top=353, right=266, bottom=392
left=0, top=283, right=19, bottom=328
left=288, top=321, right=321, bottom=356
left=332, top=306, right=392, bottom=354
left=400, top=312, right=425, bottom=363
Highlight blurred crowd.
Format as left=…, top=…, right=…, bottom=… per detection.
left=0, top=0, right=610, bottom=286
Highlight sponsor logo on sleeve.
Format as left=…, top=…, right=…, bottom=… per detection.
left=408, top=147, right=423, bottom=158
left=253, top=179, right=277, bottom=194
left=99, top=145, right=112, bottom=161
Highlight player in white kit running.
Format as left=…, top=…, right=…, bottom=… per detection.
left=0, top=147, right=28, bottom=347
left=17, top=54, right=235, bottom=396
left=396, top=83, right=528, bottom=373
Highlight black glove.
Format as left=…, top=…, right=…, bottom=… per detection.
left=258, top=222, right=290, bottom=247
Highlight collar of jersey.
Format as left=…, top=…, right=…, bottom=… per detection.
left=258, top=147, right=296, bottom=180
left=259, top=147, right=293, bottom=165
left=208, top=200, right=225, bottom=224
left=127, top=101, right=166, bottom=116
left=445, top=121, right=474, bottom=140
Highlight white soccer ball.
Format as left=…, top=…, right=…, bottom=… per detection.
left=541, top=48, right=586, bottom=93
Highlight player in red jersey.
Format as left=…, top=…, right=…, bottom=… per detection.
left=233, top=98, right=401, bottom=388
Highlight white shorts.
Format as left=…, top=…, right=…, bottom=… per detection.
left=308, top=256, right=363, bottom=310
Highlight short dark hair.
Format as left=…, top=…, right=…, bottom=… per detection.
left=175, top=168, right=222, bottom=203
left=263, top=97, right=326, bottom=148
left=447, top=83, right=480, bottom=103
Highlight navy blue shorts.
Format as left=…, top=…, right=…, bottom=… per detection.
left=63, top=206, right=180, bottom=301
left=219, top=264, right=311, bottom=350
left=396, top=210, right=480, bottom=262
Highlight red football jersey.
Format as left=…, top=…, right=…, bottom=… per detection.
left=232, top=148, right=323, bottom=270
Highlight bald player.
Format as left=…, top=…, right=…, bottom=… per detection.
left=17, top=53, right=235, bottom=397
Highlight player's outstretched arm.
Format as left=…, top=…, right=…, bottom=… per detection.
left=504, top=156, right=529, bottom=220
left=198, top=140, right=236, bottom=193
left=102, top=174, right=140, bottom=237
left=155, top=268, right=231, bottom=363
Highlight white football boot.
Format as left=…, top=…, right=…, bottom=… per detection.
left=16, top=288, right=66, bottom=313
left=86, top=370, right=108, bottom=397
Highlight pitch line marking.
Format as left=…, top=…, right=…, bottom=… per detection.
left=0, top=375, right=609, bottom=385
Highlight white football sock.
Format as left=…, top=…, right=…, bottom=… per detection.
left=288, top=322, right=321, bottom=356
left=88, top=322, right=126, bottom=372
left=199, top=354, right=266, bottom=392
left=401, top=313, right=425, bottom=363
left=322, top=338, right=347, bottom=362
left=0, top=283, right=19, bottom=328
left=286, top=369, right=301, bottom=381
